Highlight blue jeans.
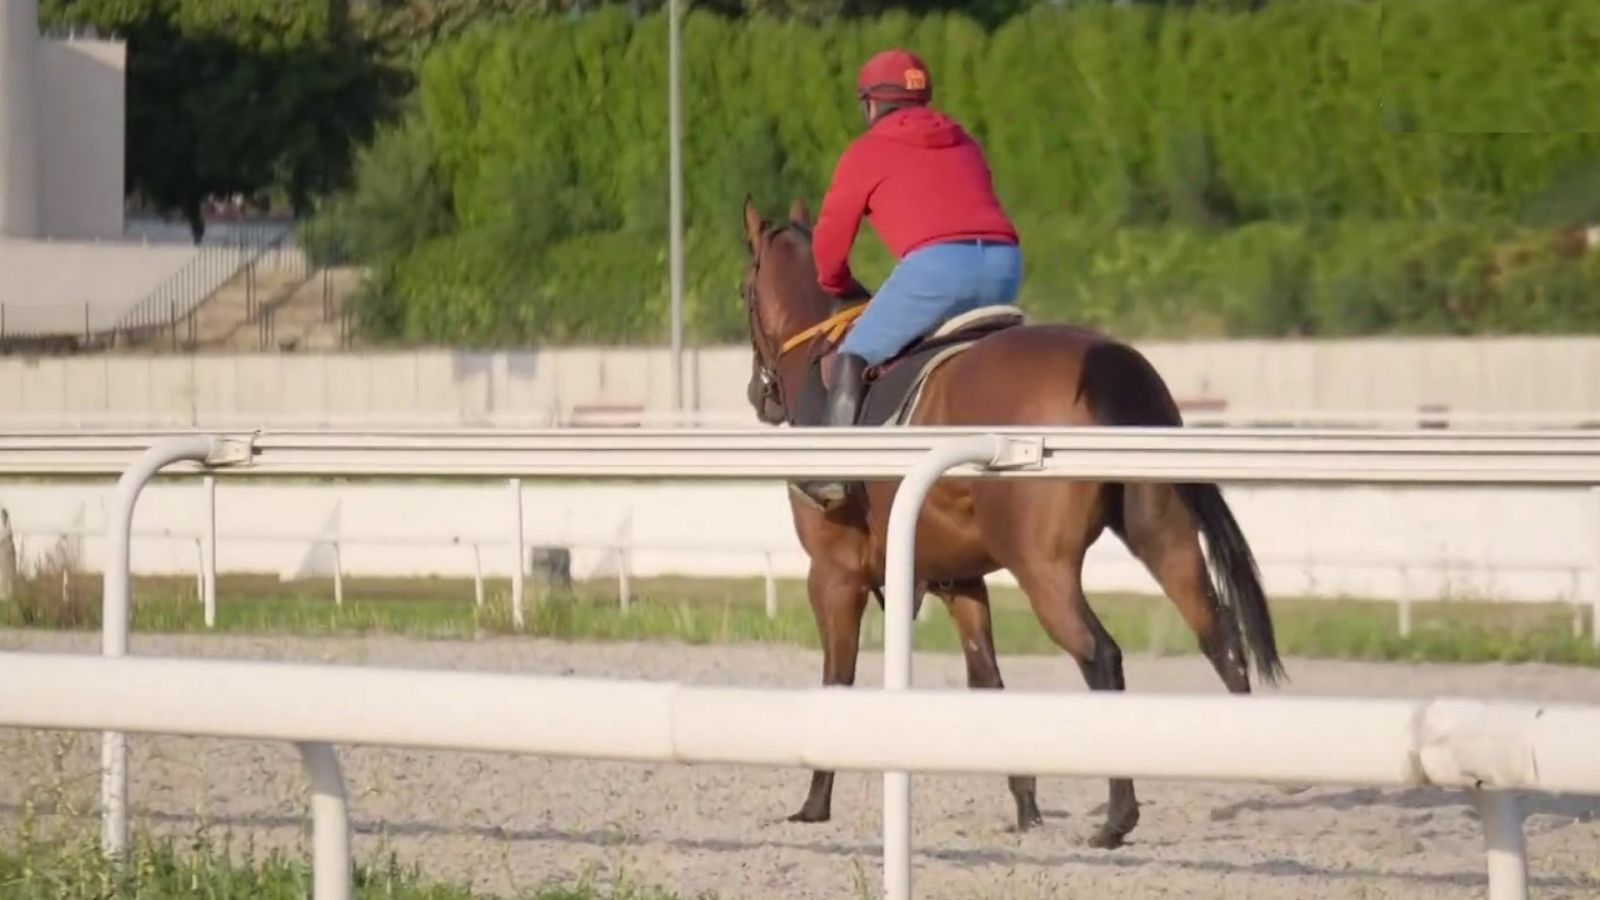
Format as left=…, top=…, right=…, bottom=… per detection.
left=839, top=239, right=1023, bottom=367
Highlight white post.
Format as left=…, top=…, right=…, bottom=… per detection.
left=618, top=546, right=632, bottom=613
left=666, top=0, right=685, bottom=412
left=102, top=436, right=219, bottom=859
left=1591, top=487, right=1600, bottom=648
left=1397, top=564, right=1412, bottom=638
left=192, top=538, right=203, bottom=607
left=763, top=552, right=777, bottom=619
left=296, top=742, right=352, bottom=900
left=881, top=435, right=1003, bottom=900
left=331, top=542, right=343, bottom=607
left=1473, top=790, right=1528, bottom=900
left=510, top=478, right=525, bottom=629
left=472, top=544, right=484, bottom=608
left=202, top=476, right=217, bottom=628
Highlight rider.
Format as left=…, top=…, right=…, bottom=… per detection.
left=799, top=48, right=1023, bottom=508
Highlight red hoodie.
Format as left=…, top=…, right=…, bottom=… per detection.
left=812, top=106, right=1018, bottom=298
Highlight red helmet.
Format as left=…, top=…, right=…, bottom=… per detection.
left=856, top=49, right=932, bottom=104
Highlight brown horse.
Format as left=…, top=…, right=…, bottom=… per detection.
left=740, top=197, right=1284, bottom=849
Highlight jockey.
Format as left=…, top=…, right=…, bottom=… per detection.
left=798, top=48, right=1022, bottom=508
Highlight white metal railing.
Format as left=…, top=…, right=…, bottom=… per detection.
left=12, top=520, right=1600, bottom=639
left=0, top=407, right=1597, bottom=432
left=3, top=428, right=1600, bottom=900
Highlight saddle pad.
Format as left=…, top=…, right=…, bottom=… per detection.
left=858, top=305, right=1028, bottom=427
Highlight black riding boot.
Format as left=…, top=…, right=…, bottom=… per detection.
left=794, top=353, right=868, bottom=510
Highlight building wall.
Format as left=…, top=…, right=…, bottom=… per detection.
left=36, top=38, right=126, bottom=241
left=0, top=2, right=124, bottom=242
left=0, top=0, right=40, bottom=239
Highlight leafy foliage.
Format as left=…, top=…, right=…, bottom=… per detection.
left=41, top=0, right=402, bottom=240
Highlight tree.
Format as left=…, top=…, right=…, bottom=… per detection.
left=41, top=0, right=400, bottom=241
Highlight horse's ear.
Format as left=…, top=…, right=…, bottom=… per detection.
left=742, top=195, right=764, bottom=250
left=789, top=197, right=811, bottom=229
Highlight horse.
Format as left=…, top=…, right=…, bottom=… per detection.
left=739, top=196, right=1284, bottom=850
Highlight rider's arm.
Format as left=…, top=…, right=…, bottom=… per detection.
left=812, top=146, right=874, bottom=300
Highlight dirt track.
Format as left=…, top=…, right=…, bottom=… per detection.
left=3, top=630, right=1599, bottom=899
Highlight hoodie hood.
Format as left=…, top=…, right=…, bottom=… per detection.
left=867, top=106, right=965, bottom=149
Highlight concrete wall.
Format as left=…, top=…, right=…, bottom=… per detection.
left=1, top=478, right=1595, bottom=606
left=0, top=241, right=199, bottom=336
left=4, top=336, right=1600, bottom=427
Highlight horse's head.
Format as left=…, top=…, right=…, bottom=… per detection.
left=740, top=196, right=832, bottom=425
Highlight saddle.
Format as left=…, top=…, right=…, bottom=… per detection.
left=791, top=304, right=1027, bottom=428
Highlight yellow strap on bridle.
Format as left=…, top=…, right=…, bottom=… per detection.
left=778, top=303, right=868, bottom=356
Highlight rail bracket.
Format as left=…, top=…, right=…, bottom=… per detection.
left=989, top=435, right=1044, bottom=471
left=205, top=435, right=257, bottom=468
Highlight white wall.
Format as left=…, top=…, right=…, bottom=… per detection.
left=1, top=478, right=1595, bottom=606
left=4, top=336, right=1600, bottom=427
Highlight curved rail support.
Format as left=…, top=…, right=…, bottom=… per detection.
left=297, top=741, right=353, bottom=900
left=1474, top=790, right=1528, bottom=900
left=101, top=435, right=251, bottom=858
left=881, top=434, right=1034, bottom=900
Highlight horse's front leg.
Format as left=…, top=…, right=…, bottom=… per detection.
left=789, top=556, right=870, bottom=823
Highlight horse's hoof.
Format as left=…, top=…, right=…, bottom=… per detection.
left=788, top=806, right=831, bottom=824
left=1015, top=811, right=1044, bottom=833
left=1087, top=825, right=1127, bottom=850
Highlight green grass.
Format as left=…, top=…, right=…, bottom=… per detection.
left=6, top=569, right=1599, bottom=667
left=0, top=827, right=701, bottom=899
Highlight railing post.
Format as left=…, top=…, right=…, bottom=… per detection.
left=296, top=742, right=352, bottom=900
left=1473, top=790, right=1528, bottom=900
left=763, top=552, right=777, bottom=619
left=1591, top=487, right=1600, bottom=647
left=881, top=434, right=1008, bottom=900
left=510, top=478, right=525, bottom=628
left=102, top=435, right=242, bottom=859
left=202, top=476, right=217, bottom=628
left=331, top=541, right=343, bottom=607
left=618, top=546, right=632, bottom=613
left=472, top=543, right=485, bottom=608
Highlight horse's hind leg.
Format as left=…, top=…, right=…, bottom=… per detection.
left=934, top=577, right=1042, bottom=832
left=1009, top=555, right=1139, bottom=849
left=790, top=558, right=870, bottom=823
left=1117, top=482, right=1250, bottom=695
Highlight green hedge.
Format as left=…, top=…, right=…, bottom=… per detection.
left=329, top=0, right=1600, bottom=345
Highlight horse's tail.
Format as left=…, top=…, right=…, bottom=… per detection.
left=1076, top=341, right=1284, bottom=685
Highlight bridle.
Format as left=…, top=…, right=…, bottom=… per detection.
left=742, top=222, right=808, bottom=422
left=743, top=221, right=870, bottom=424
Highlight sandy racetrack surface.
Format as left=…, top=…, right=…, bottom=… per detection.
left=2, top=630, right=1598, bottom=899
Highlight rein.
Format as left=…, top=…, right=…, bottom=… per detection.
left=744, top=221, right=860, bottom=423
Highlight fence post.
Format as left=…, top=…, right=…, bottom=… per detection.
left=1472, top=790, right=1528, bottom=900
left=202, top=476, right=217, bottom=628
left=881, top=435, right=1005, bottom=900
left=1397, top=564, right=1412, bottom=638
left=1591, top=487, right=1600, bottom=648
left=296, top=742, right=352, bottom=900
left=618, top=546, right=632, bottom=613
left=331, top=541, right=343, bottom=607
left=101, top=436, right=223, bottom=860
left=763, top=552, right=777, bottom=619
left=472, top=544, right=485, bottom=608
left=510, top=479, right=525, bottom=629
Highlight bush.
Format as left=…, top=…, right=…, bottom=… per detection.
left=327, top=0, right=1600, bottom=345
